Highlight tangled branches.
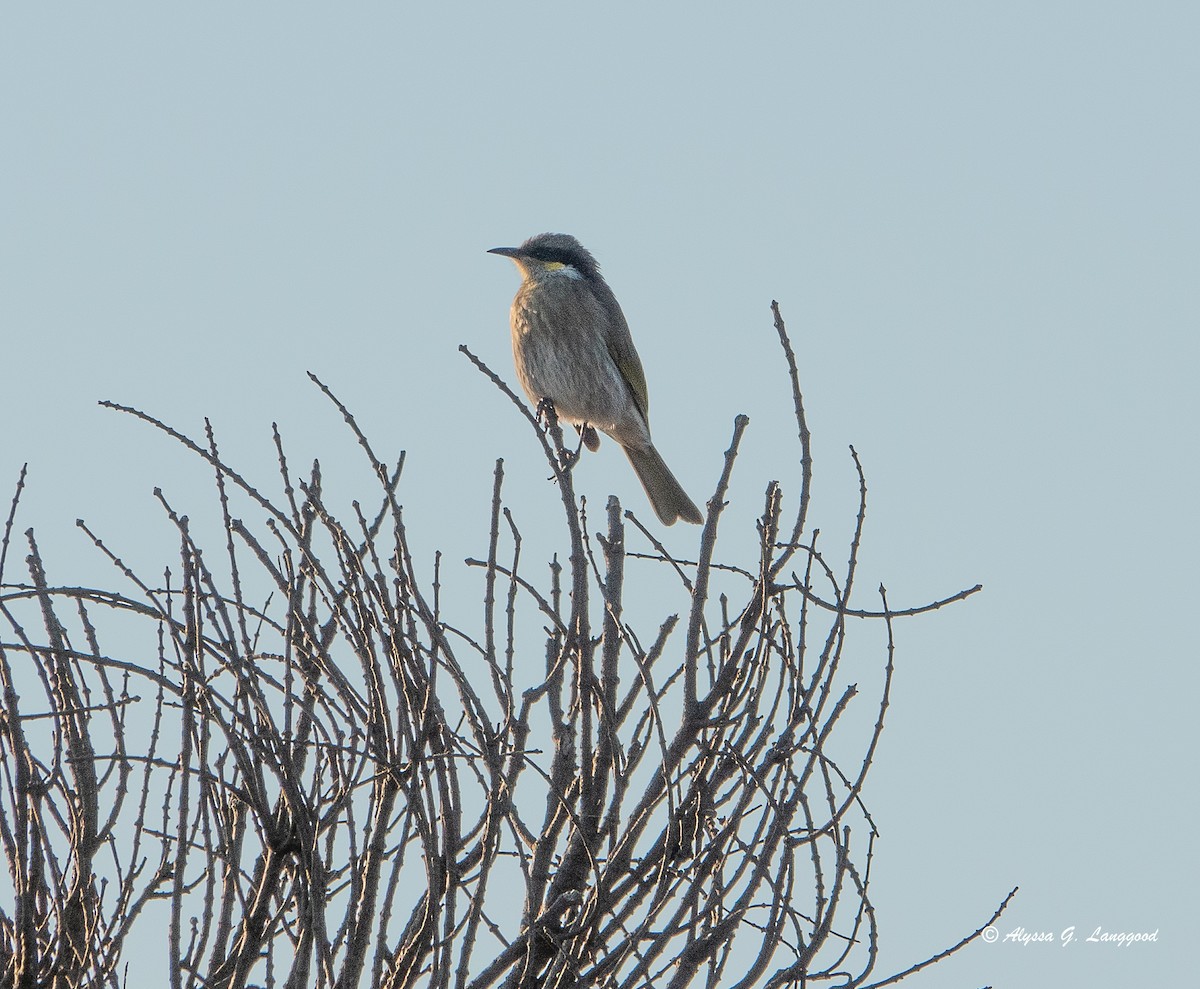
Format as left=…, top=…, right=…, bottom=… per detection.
left=0, top=305, right=1011, bottom=988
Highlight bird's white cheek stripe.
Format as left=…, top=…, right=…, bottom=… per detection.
left=544, top=261, right=583, bottom=279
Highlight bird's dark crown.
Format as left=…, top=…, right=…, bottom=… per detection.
left=519, top=233, right=600, bottom=279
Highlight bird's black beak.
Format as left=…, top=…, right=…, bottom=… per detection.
left=487, top=247, right=521, bottom=258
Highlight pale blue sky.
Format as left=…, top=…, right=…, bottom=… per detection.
left=2, top=3, right=1196, bottom=985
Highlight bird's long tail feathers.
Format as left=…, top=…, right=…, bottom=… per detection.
left=623, top=443, right=703, bottom=526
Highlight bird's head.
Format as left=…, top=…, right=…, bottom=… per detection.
left=488, top=232, right=600, bottom=282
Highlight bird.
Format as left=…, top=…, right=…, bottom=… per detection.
left=488, top=232, right=703, bottom=526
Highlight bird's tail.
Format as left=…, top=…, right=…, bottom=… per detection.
left=623, top=443, right=703, bottom=526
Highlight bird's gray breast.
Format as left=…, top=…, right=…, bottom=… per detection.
left=510, top=277, right=641, bottom=437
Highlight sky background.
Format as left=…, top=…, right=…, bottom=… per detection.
left=2, top=3, right=1197, bottom=985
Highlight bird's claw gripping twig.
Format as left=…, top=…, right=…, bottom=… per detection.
left=542, top=404, right=596, bottom=466
left=535, top=397, right=558, bottom=428
left=557, top=447, right=579, bottom=473
left=535, top=398, right=579, bottom=475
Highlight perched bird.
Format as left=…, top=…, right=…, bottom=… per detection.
left=489, top=233, right=702, bottom=526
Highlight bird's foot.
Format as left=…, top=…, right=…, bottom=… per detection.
left=557, top=422, right=601, bottom=472
left=535, top=397, right=559, bottom=429
left=556, top=445, right=580, bottom=473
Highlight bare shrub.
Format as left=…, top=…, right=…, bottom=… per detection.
left=0, top=305, right=1014, bottom=988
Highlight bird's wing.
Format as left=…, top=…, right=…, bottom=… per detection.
left=612, top=346, right=649, bottom=423
left=596, top=288, right=651, bottom=423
